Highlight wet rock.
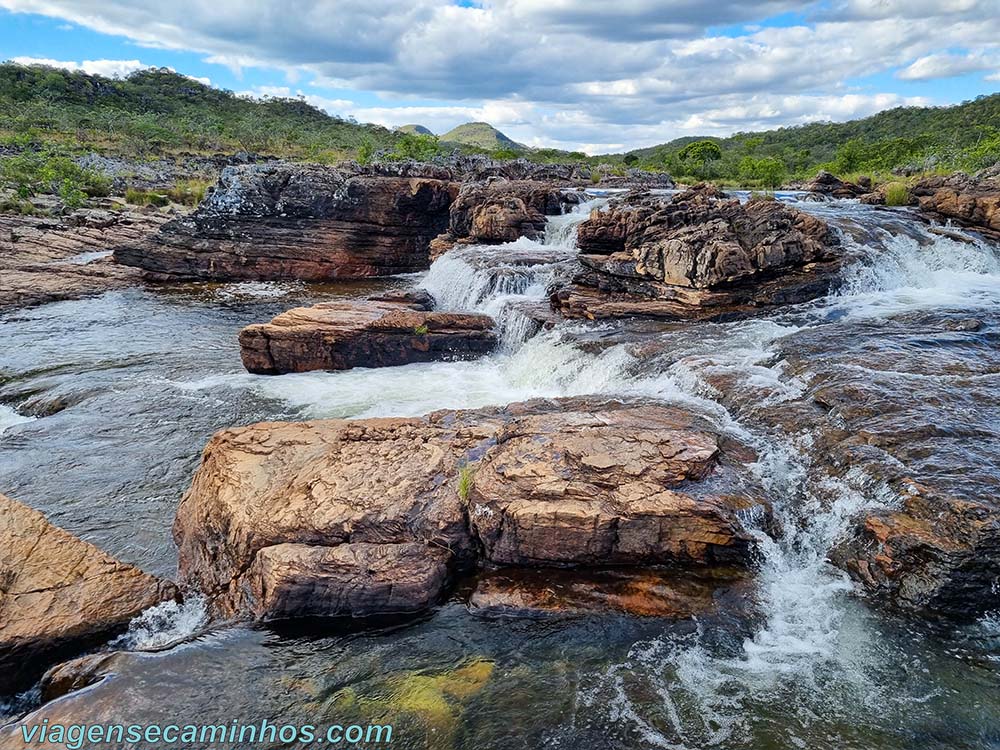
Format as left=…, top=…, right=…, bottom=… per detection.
left=796, top=170, right=869, bottom=199
left=467, top=405, right=765, bottom=566
left=0, top=205, right=171, bottom=311
left=173, top=398, right=769, bottom=622
left=39, top=652, right=127, bottom=702
left=553, top=186, right=841, bottom=321
left=115, top=162, right=458, bottom=281
left=467, top=567, right=751, bottom=619
left=430, top=179, right=585, bottom=259
left=911, top=170, right=1000, bottom=239
left=367, top=288, right=437, bottom=311
left=238, top=300, right=496, bottom=374
left=0, top=494, right=178, bottom=693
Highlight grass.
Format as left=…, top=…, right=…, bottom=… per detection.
left=166, top=178, right=212, bottom=206
left=413, top=324, right=430, bottom=335
left=124, top=187, right=169, bottom=207
left=457, top=465, right=476, bottom=503
left=883, top=181, right=911, bottom=206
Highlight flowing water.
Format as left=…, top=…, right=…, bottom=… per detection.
left=2, top=197, right=1000, bottom=748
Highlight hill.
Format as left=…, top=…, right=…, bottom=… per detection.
left=396, top=124, right=433, bottom=135
left=0, top=62, right=401, bottom=162
left=440, top=122, right=526, bottom=152
left=619, top=93, right=1000, bottom=182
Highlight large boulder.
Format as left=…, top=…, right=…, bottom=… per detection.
left=796, top=170, right=869, bottom=198
left=238, top=299, right=496, bottom=374
left=114, top=162, right=458, bottom=280
left=173, top=398, right=769, bottom=622
left=553, top=187, right=841, bottom=320
left=430, top=179, right=585, bottom=259
left=911, top=170, right=1000, bottom=239
left=0, top=494, right=178, bottom=693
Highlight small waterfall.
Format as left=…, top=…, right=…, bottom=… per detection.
left=422, top=198, right=605, bottom=350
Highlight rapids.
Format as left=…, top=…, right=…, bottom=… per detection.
left=1, top=196, right=999, bottom=749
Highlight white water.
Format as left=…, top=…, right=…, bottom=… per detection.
left=111, top=596, right=208, bottom=651
left=0, top=404, right=34, bottom=439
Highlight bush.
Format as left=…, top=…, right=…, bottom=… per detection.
left=883, top=182, right=910, bottom=206
left=125, top=187, right=169, bottom=207
left=0, top=149, right=109, bottom=206
left=166, top=179, right=212, bottom=206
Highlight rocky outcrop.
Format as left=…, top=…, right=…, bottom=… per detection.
left=0, top=494, right=178, bottom=692
left=173, top=398, right=769, bottom=622
left=911, top=170, right=1000, bottom=239
left=794, top=170, right=869, bottom=198
left=114, top=162, right=458, bottom=281
left=553, top=186, right=841, bottom=321
left=430, top=180, right=585, bottom=259
left=0, top=203, right=170, bottom=311
left=238, top=300, right=496, bottom=374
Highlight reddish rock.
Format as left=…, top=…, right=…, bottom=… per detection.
left=238, top=300, right=496, bottom=374
left=0, top=494, right=178, bottom=692
left=911, top=170, right=1000, bottom=239
left=797, top=170, right=869, bottom=198
left=115, top=163, right=459, bottom=280
left=173, top=398, right=769, bottom=622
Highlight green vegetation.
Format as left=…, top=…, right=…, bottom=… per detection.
left=0, top=147, right=110, bottom=207
left=0, top=62, right=401, bottom=162
left=439, top=121, right=527, bottom=152
left=883, top=181, right=911, bottom=206
left=413, top=324, right=430, bottom=335
left=457, top=465, right=476, bottom=503
left=615, top=93, right=1000, bottom=184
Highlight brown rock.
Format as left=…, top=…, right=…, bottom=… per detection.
left=173, top=398, right=768, bottom=622
left=798, top=170, right=868, bottom=198
left=467, top=406, right=765, bottom=566
left=0, top=205, right=170, bottom=311
left=430, top=179, right=585, bottom=258
left=0, top=494, right=178, bottom=692
left=912, top=170, right=1000, bottom=239
left=39, top=652, right=126, bottom=702
left=115, top=163, right=459, bottom=280
left=554, top=186, right=841, bottom=320
left=238, top=300, right=496, bottom=374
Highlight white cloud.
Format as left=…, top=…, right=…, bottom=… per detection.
left=10, top=55, right=146, bottom=77
left=2, top=0, right=999, bottom=151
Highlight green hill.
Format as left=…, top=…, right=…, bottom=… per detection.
left=439, top=122, right=526, bottom=152
left=396, top=124, right=434, bottom=136
left=618, top=93, right=1000, bottom=181
left=0, top=62, right=401, bottom=162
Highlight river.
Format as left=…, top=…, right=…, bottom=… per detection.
left=1, top=195, right=999, bottom=749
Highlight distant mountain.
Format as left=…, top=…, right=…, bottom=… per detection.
left=439, top=121, right=526, bottom=151
left=396, top=124, right=433, bottom=136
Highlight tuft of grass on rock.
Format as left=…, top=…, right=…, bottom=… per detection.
left=883, top=182, right=911, bottom=206
left=457, top=465, right=476, bottom=503
left=413, top=324, right=429, bottom=335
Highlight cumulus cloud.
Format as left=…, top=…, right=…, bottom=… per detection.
left=2, top=0, right=998, bottom=151
left=10, top=55, right=146, bottom=77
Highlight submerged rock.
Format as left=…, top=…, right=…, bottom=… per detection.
left=115, top=162, right=458, bottom=281
left=173, top=398, right=769, bottom=622
left=553, top=186, right=841, bottom=321
left=0, top=494, right=178, bottom=693
left=238, top=300, right=496, bottom=374
left=430, top=179, right=585, bottom=259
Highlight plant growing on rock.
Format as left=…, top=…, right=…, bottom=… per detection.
left=457, top=464, right=476, bottom=504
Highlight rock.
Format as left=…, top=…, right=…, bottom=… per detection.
left=466, top=404, right=765, bottom=566
left=367, top=288, right=437, bottom=311
left=0, top=494, right=178, bottom=693
left=430, top=179, right=585, bottom=258
left=238, top=300, right=496, bottom=374
left=911, top=171, right=1000, bottom=239
left=172, top=397, right=769, bottom=622
left=467, top=567, right=751, bottom=619
left=39, top=652, right=127, bottom=702
left=115, top=162, right=458, bottom=281
left=553, top=186, right=841, bottom=321
left=0, top=205, right=170, bottom=311
left=798, top=170, right=868, bottom=198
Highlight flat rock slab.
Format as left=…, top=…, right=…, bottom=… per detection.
left=0, top=494, right=178, bottom=693
left=239, top=300, right=497, bottom=373
left=173, top=397, right=770, bottom=622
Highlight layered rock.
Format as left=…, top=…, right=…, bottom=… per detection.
left=0, top=204, right=170, bottom=311
left=430, top=179, right=585, bottom=259
left=794, top=170, right=870, bottom=198
left=553, top=187, right=841, bottom=320
left=911, top=170, right=1000, bottom=239
left=173, top=398, right=769, bottom=622
left=0, top=494, right=178, bottom=692
left=115, top=162, right=458, bottom=281
left=238, top=300, right=496, bottom=374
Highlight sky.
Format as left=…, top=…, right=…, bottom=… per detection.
left=1, top=0, right=998, bottom=154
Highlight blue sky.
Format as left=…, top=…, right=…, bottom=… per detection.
left=2, top=1, right=997, bottom=153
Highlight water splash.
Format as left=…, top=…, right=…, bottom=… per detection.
left=111, top=596, right=208, bottom=651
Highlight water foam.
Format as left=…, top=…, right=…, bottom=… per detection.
left=111, top=596, right=208, bottom=651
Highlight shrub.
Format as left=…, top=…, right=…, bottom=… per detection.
left=166, top=178, right=212, bottom=206
left=883, top=182, right=910, bottom=206
left=0, top=149, right=109, bottom=206
left=125, top=187, right=169, bottom=207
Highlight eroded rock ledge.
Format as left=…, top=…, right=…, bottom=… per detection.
left=552, top=186, right=842, bottom=320
left=115, top=162, right=459, bottom=281
left=0, top=494, right=178, bottom=692
left=239, top=299, right=496, bottom=374
left=912, top=168, right=1000, bottom=240
left=172, top=397, right=769, bottom=622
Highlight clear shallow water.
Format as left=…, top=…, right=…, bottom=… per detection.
left=2, top=199, right=1000, bottom=748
